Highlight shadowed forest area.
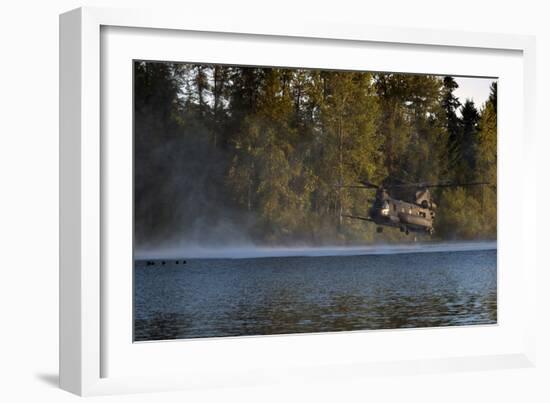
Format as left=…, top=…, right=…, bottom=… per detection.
left=134, top=61, right=497, bottom=248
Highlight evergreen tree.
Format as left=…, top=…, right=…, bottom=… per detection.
left=475, top=82, right=497, bottom=236
left=134, top=62, right=183, bottom=243
left=440, top=76, right=462, bottom=176
left=488, top=81, right=497, bottom=112
left=456, top=100, right=480, bottom=183
left=374, top=74, right=410, bottom=178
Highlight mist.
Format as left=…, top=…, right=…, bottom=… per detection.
left=135, top=240, right=497, bottom=260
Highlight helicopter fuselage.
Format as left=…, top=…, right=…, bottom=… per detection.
left=369, top=195, right=435, bottom=235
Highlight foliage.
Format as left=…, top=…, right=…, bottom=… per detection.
left=134, top=61, right=497, bottom=245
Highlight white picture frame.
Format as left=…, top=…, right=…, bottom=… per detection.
left=60, top=6, right=537, bottom=396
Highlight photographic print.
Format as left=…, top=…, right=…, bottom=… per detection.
left=133, top=61, right=497, bottom=341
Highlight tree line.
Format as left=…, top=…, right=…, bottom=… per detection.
left=134, top=61, right=497, bottom=246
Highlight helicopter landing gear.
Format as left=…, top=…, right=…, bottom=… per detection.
left=376, top=226, right=383, bottom=233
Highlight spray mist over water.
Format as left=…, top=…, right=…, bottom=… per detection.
left=135, top=240, right=497, bottom=260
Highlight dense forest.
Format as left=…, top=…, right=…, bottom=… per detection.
left=134, top=61, right=497, bottom=248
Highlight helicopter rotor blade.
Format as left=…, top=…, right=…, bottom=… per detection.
left=336, top=179, right=379, bottom=190
left=384, top=181, right=490, bottom=189
left=420, top=181, right=490, bottom=189
left=341, top=214, right=374, bottom=222
left=336, top=185, right=377, bottom=190
left=359, top=180, right=379, bottom=189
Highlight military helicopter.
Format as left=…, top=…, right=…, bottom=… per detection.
left=340, top=179, right=488, bottom=236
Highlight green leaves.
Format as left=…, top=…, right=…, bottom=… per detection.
left=134, top=62, right=497, bottom=245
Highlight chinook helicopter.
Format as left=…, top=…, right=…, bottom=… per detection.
left=340, top=179, right=488, bottom=236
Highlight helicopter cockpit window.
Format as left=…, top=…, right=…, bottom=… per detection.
left=381, top=201, right=390, bottom=216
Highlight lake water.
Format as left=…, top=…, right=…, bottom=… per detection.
left=134, top=247, right=497, bottom=341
